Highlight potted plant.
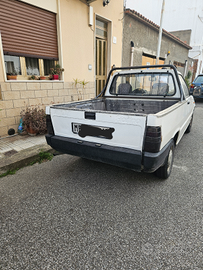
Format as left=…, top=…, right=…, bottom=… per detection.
left=40, top=76, right=47, bottom=80
left=7, top=72, right=17, bottom=80
left=29, top=75, right=38, bottom=80
left=50, top=64, right=64, bottom=80
left=20, top=106, right=47, bottom=135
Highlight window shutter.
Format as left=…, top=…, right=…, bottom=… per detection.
left=0, top=0, right=58, bottom=60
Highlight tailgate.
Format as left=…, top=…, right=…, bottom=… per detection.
left=50, top=108, right=147, bottom=152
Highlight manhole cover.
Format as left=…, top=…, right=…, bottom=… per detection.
left=4, top=150, right=18, bottom=157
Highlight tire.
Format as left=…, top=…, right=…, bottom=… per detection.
left=185, top=115, right=193, bottom=134
left=155, top=141, right=174, bottom=179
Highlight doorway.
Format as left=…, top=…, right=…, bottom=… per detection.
left=142, top=53, right=165, bottom=65
left=96, top=19, right=108, bottom=95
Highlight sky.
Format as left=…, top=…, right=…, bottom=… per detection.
left=125, top=0, right=203, bottom=31
left=125, top=0, right=164, bottom=27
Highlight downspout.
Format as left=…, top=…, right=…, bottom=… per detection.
left=56, top=0, right=64, bottom=80
left=130, top=41, right=134, bottom=66
left=183, top=60, right=188, bottom=78
left=0, top=32, right=7, bottom=82
left=156, top=0, right=165, bottom=64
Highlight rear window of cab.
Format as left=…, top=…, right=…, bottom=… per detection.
left=109, top=73, right=176, bottom=96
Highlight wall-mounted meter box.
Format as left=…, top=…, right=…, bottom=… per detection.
left=89, top=6, right=93, bottom=26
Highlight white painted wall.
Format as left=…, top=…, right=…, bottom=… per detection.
left=126, top=0, right=203, bottom=75
left=20, top=0, right=57, bottom=13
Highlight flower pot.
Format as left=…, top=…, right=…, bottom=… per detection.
left=52, top=74, right=59, bottom=80
left=26, top=126, right=37, bottom=136
left=7, top=75, right=17, bottom=80
left=40, top=76, right=46, bottom=80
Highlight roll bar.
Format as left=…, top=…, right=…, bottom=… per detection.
left=96, top=64, right=184, bottom=100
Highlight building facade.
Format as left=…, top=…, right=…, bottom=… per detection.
left=125, top=0, right=203, bottom=78
left=0, top=0, right=124, bottom=137
left=122, top=9, right=192, bottom=76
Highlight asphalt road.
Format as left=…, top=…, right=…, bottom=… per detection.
left=1, top=101, right=203, bottom=270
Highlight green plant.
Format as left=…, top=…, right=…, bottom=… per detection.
left=185, top=77, right=190, bottom=88
left=39, top=150, right=53, bottom=163
left=30, top=75, right=38, bottom=80
left=185, top=70, right=192, bottom=87
left=186, top=70, right=192, bottom=79
left=0, top=151, right=53, bottom=178
left=7, top=72, right=17, bottom=76
left=73, top=78, right=80, bottom=87
left=30, top=160, right=36, bottom=166
left=20, top=106, right=47, bottom=134
left=50, top=64, right=64, bottom=75
left=0, top=168, right=19, bottom=178
left=79, top=79, right=89, bottom=88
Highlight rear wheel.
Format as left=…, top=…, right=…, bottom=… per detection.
left=155, top=141, right=174, bottom=179
left=185, top=115, right=193, bottom=134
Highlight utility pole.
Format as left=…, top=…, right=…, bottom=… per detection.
left=156, top=0, right=165, bottom=64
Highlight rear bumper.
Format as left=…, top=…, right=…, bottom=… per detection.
left=143, top=139, right=173, bottom=173
left=46, top=135, right=172, bottom=173
left=46, top=135, right=142, bottom=171
left=190, top=87, right=203, bottom=98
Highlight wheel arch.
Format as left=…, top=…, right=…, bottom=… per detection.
left=173, top=131, right=180, bottom=146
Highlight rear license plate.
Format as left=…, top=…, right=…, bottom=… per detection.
left=72, top=123, right=115, bottom=139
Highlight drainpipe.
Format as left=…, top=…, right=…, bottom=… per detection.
left=156, top=0, right=165, bottom=64
left=130, top=41, right=134, bottom=66
left=184, top=60, right=188, bottom=78
left=56, top=0, right=64, bottom=80
left=0, top=32, right=7, bottom=82
left=198, top=60, right=202, bottom=74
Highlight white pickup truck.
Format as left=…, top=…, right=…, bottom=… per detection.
left=46, top=65, right=195, bottom=179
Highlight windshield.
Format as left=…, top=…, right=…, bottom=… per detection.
left=109, top=73, right=175, bottom=96
left=194, top=75, right=203, bottom=84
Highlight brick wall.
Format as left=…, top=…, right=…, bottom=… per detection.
left=0, top=81, right=95, bottom=137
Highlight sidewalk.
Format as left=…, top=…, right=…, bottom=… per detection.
left=0, top=134, right=54, bottom=174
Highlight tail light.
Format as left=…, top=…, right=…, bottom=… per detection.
left=46, top=115, right=54, bottom=135
left=143, top=126, right=162, bottom=153
left=190, top=84, right=195, bottom=89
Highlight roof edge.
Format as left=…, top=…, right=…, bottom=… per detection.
left=125, top=9, right=192, bottom=50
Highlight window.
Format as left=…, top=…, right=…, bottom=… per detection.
left=110, top=73, right=176, bottom=96
left=44, top=60, right=55, bottom=76
left=96, top=20, right=107, bottom=38
left=4, top=54, right=57, bottom=79
left=194, top=75, right=203, bottom=83
left=4, top=55, right=21, bottom=75
left=26, top=57, right=40, bottom=76
left=0, top=0, right=58, bottom=80
left=179, top=75, right=189, bottom=97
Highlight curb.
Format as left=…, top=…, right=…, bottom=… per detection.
left=0, top=144, right=56, bottom=175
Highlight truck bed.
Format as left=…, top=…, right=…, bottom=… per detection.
left=51, top=98, right=178, bottom=115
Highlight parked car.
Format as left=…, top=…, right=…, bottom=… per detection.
left=46, top=65, right=195, bottom=179
left=190, top=74, right=203, bottom=99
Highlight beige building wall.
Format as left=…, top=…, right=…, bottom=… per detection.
left=0, top=0, right=124, bottom=137
left=59, top=0, right=123, bottom=81
left=20, top=0, right=57, bottom=13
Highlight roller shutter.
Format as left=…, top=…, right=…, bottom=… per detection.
left=0, top=0, right=58, bottom=60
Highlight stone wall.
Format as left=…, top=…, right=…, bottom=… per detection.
left=0, top=81, right=95, bottom=137
left=122, top=13, right=190, bottom=75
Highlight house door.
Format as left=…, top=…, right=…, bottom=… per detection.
left=142, top=55, right=165, bottom=66
left=96, top=19, right=108, bottom=95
